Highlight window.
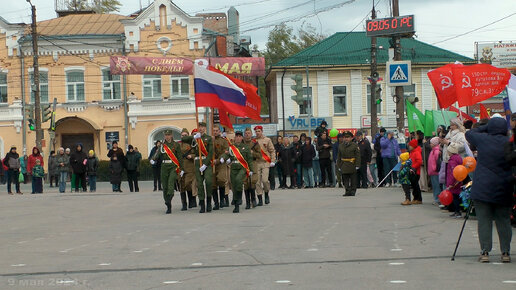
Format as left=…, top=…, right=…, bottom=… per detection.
left=0, top=73, right=7, bottom=103
left=403, top=84, right=416, bottom=100
left=333, top=86, right=347, bottom=114
left=170, top=75, right=189, bottom=98
left=66, top=70, right=85, bottom=102
left=143, top=75, right=161, bottom=98
left=299, top=87, right=312, bottom=115
left=102, top=69, right=121, bottom=100
left=30, top=71, right=49, bottom=103
left=366, top=84, right=382, bottom=114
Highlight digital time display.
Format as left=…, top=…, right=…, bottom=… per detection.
left=366, top=15, right=415, bottom=37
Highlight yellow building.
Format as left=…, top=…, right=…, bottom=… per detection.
left=0, top=0, right=244, bottom=160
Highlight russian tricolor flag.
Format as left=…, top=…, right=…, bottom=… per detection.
left=194, top=65, right=248, bottom=117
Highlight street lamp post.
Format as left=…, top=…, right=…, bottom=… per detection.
left=27, top=0, right=43, bottom=150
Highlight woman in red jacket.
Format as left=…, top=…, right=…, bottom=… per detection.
left=408, top=139, right=423, bottom=204
left=27, top=147, right=44, bottom=194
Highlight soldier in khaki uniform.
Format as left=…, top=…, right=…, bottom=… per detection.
left=337, top=131, right=361, bottom=196
left=253, top=126, right=276, bottom=205
left=243, top=127, right=260, bottom=208
left=228, top=131, right=253, bottom=213
left=179, top=128, right=196, bottom=210
left=152, top=130, right=184, bottom=214
left=212, top=125, right=230, bottom=210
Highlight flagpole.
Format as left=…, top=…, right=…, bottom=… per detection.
left=195, top=105, right=202, bottom=173
left=211, top=108, right=215, bottom=175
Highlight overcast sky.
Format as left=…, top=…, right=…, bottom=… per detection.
left=3, top=0, right=515, bottom=58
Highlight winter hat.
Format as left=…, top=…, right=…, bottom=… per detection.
left=400, top=152, right=410, bottom=163
left=450, top=118, right=466, bottom=132
left=430, top=137, right=440, bottom=147
left=380, top=127, right=386, bottom=133
left=491, top=113, right=503, bottom=119
left=408, top=138, right=418, bottom=148
left=89, top=150, right=94, bottom=156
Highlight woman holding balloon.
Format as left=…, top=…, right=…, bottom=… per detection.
left=445, top=146, right=463, bottom=218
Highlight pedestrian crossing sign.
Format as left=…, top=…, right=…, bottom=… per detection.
left=386, top=61, right=412, bottom=86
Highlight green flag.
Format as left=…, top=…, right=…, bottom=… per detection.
left=433, top=110, right=458, bottom=131
left=406, top=100, right=425, bottom=133
left=424, top=110, right=435, bottom=137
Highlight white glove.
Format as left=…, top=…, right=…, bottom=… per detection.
left=194, top=133, right=201, bottom=139
left=150, top=160, right=155, bottom=165
left=249, top=171, right=253, bottom=176
left=220, top=157, right=224, bottom=164
left=222, top=132, right=227, bottom=138
left=180, top=170, right=184, bottom=177
left=226, top=158, right=232, bottom=164
left=270, top=162, right=275, bottom=167
left=200, top=164, right=207, bottom=172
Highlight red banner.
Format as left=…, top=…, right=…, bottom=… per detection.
left=427, top=63, right=463, bottom=109
left=201, top=57, right=265, bottom=76
left=479, top=104, right=490, bottom=119
left=110, top=56, right=194, bottom=75
left=452, top=64, right=511, bottom=107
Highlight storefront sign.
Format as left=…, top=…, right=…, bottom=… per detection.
left=232, top=123, right=278, bottom=136
left=105, top=131, right=119, bottom=143
left=477, top=41, right=516, bottom=69
left=286, top=116, right=332, bottom=130
left=195, top=57, right=265, bottom=76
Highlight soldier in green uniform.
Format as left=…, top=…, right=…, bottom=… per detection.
left=152, top=130, right=184, bottom=214
left=212, top=125, right=230, bottom=210
left=181, top=122, right=213, bottom=213
left=229, top=131, right=253, bottom=213
left=336, top=131, right=361, bottom=196
left=243, top=127, right=260, bottom=208
left=179, top=128, right=196, bottom=211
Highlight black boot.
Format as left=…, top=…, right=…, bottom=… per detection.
left=265, top=192, right=270, bottom=204
left=180, top=192, right=187, bottom=211
left=165, top=202, right=171, bottom=214
left=250, top=189, right=257, bottom=208
left=233, top=203, right=240, bottom=213
left=199, top=199, right=205, bottom=213
left=212, top=190, right=220, bottom=210
left=245, top=190, right=251, bottom=210
left=257, top=195, right=263, bottom=206
left=192, top=194, right=197, bottom=208
left=207, top=196, right=212, bottom=212
left=187, top=191, right=193, bottom=208
left=224, top=195, right=229, bottom=207
left=219, top=187, right=226, bottom=208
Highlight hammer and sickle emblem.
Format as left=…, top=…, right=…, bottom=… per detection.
left=439, top=75, right=453, bottom=90
left=461, top=73, right=472, bottom=89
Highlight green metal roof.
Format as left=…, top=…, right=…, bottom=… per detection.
left=272, top=32, right=475, bottom=68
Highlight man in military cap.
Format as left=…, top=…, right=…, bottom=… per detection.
left=228, top=131, right=253, bottom=213
left=243, top=127, right=260, bottom=208
left=253, top=126, right=276, bottom=205
left=337, top=131, right=361, bottom=196
left=179, top=128, right=196, bottom=210
left=182, top=122, right=213, bottom=213
left=212, top=125, right=230, bottom=210
left=152, top=129, right=184, bottom=214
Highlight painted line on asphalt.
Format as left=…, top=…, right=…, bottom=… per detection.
left=492, top=262, right=503, bottom=265
left=162, top=239, right=169, bottom=243
left=98, top=263, right=111, bottom=266
left=163, top=281, right=181, bottom=284
left=390, top=280, right=407, bottom=284
left=99, top=240, right=108, bottom=243
left=240, top=241, right=246, bottom=244
left=11, top=264, right=26, bottom=267
left=307, top=248, right=319, bottom=252
left=34, top=237, right=44, bottom=241
left=133, top=250, right=143, bottom=253
left=276, top=280, right=291, bottom=284
left=389, top=262, right=405, bottom=265
left=503, top=281, right=516, bottom=284
left=216, top=250, right=230, bottom=253
left=390, top=249, right=403, bottom=252
left=56, top=280, right=77, bottom=285
left=191, top=263, right=203, bottom=266
left=17, top=241, right=28, bottom=244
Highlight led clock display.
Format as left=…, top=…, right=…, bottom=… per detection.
left=366, top=15, right=415, bottom=37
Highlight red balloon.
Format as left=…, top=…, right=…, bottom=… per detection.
left=463, top=157, right=477, bottom=172
left=453, top=165, right=469, bottom=182
left=439, top=190, right=453, bottom=206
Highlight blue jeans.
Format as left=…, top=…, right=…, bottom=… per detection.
left=312, top=160, right=321, bottom=184
left=296, top=163, right=302, bottom=187
left=59, top=171, right=68, bottom=193
left=369, top=163, right=378, bottom=185
left=88, top=175, right=96, bottom=192
left=382, top=157, right=398, bottom=185
left=302, top=167, right=314, bottom=187
left=430, top=175, right=441, bottom=202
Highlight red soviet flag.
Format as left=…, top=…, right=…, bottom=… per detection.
left=218, top=108, right=233, bottom=129
left=479, top=104, right=490, bottom=120
left=452, top=64, right=511, bottom=107
left=427, top=63, right=463, bottom=109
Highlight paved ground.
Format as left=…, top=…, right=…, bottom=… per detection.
left=0, top=181, right=514, bottom=289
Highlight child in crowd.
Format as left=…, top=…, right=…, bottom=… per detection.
left=32, top=159, right=44, bottom=194
left=87, top=150, right=99, bottom=192
left=109, top=155, right=123, bottom=192
left=399, top=152, right=413, bottom=205
left=446, top=146, right=463, bottom=218
left=427, top=137, right=442, bottom=205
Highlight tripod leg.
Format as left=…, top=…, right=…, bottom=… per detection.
left=451, top=200, right=474, bottom=261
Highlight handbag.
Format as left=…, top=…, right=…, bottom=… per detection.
left=18, top=172, right=24, bottom=183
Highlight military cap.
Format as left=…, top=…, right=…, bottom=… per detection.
left=164, top=129, right=173, bottom=135
left=355, top=130, right=363, bottom=137
left=198, top=122, right=207, bottom=127
left=191, top=128, right=199, bottom=134
left=235, top=131, right=243, bottom=136
left=254, top=125, right=263, bottom=131
left=343, top=131, right=353, bottom=138
left=181, top=128, right=189, bottom=134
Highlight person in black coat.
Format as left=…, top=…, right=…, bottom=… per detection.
left=3, top=146, right=21, bottom=194
left=69, top=143, right=87, bottom=192
left=466, top=117, right=512, bottom=263
left=109, top=155, right=123, bottom=192
left=292, top=135, right=303, bottom=188
left=373, top=128, right=385, bottom=186
left=316, top=131, right=333, bottom=187
left=274, top=136, right=284, bottom=188
left=301, top=137, right=316, bottom=188
left=149, top=140, right=163, bottom=191
left=356, top=131, right=372, bottom=188
left=279, top=137, right=296, bottom=189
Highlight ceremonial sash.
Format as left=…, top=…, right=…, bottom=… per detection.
left=198, top=137, right=209, bottom=157
left=162, top=144, right=181, bottom=174
left=253, top=139, right=271, bottom=163
left=227, top=139, right=250, bottom=176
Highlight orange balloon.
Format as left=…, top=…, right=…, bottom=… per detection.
left=453, top=165, right=469, bottom=182
left=463, top=157, right=476, bottom=172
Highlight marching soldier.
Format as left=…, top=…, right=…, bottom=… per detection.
left=152, top=130, right=184, bottom=214
left=337, top=131, right=361, bottom=196
left=182, top=122, right=213, bottom=213
left=212, top=125, right=230, bottom=210
left=253, top=126, right=276, bottom=205
left=243, top=127, right=260, bottom=208
left=179, top=128, right=196, bottom=210
left=228, top=131, right=253, bottom=213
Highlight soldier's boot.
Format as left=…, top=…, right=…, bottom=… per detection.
left=180, top=192, right=187, bottom=211
left=187, top=191, right=193, bottom=208
left=199, top=199, right=206, bottom=213
left=250, top=189, right=257, bottom=208
left=224, top=195, right=229, bottom=207
left=233, top=198, right=240, bottom=213
left=206, top=196, right=212, bottom=212
left=245, top=190, right=251, bottom=210
left=257, top=195, right=263, bottom=206
left=165, top=201, right=172, bottom=214
left=265, top=192, right=270, bottom=204
left=212, top=190, right=220, bottom=210
left=219, top=187, right=226, bottom=208
left=192, top=194, right=197, bottom=208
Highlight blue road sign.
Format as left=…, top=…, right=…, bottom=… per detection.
left=386, top=61, right=412, bottom=86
